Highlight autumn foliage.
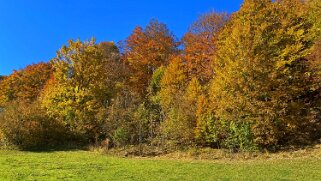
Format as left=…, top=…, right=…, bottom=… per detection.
left=0, top=0, right=320, bottom=151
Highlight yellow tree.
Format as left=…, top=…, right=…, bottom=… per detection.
left=206, top=0, right=319, bottom=149
left=41, top=39, right=125, bottom=144
left=156, top=57, right=196, bottom=145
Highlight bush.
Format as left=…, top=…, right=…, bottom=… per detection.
left=160, top=107, right=195, bottom=146
left=222, top=121, right=257, bottom=152
left=0, top=129, right=9, bottom=148
left=196, top=113, right=257, bottom=151
left=112, top=128, right=129, bottom=148
left=0, top=102, right=68, bottom=149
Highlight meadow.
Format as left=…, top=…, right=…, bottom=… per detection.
left=0, top=150, right=321, bottom=180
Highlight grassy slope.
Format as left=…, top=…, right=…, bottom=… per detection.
left=0, top=150, right=321, bottom=180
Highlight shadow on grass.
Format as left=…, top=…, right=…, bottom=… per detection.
left=22, top=144, right=87, bottom=153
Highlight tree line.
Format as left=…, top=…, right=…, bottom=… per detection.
left=0, top=0, right=320, bottom=151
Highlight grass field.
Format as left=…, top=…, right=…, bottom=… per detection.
left=0, top=150, right=321, bottom=180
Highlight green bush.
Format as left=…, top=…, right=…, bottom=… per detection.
left=221, top=121, right=257, bottom=152
left=112, top=128, right=129, bottom=148
left=197, top=113, right=257, bottom=151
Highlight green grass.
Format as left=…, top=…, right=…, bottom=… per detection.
left=0, top=150, right=320, bottom=180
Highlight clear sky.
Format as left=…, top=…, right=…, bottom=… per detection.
left=0, top=0, right=243, bottom=75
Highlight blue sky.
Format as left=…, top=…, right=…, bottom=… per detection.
left=0, top=0, right=243, bottom=75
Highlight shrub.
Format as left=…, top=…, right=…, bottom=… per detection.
left=196, top=113, right=257, bottom=151
left=112, top=128, right=129, bottom=148
left=0, top=102, right=68, bottom=149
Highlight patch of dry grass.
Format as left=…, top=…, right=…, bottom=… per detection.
left=101, top=143, right=321, bottom=163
